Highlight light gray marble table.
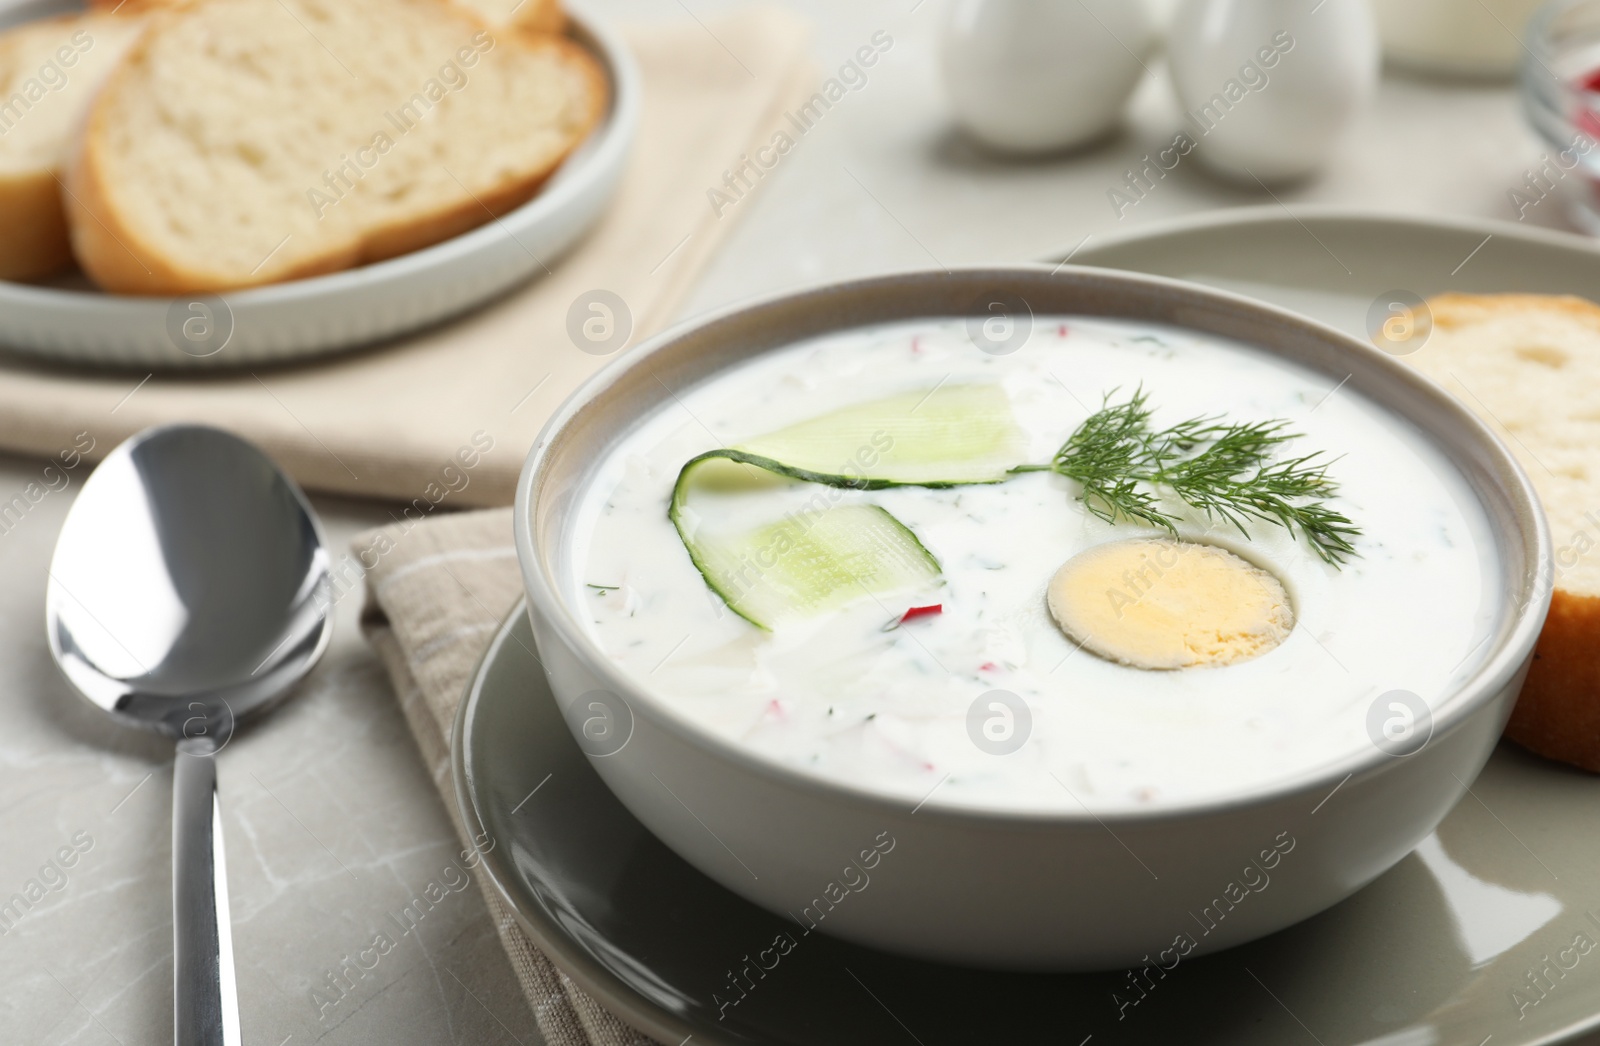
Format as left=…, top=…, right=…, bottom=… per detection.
left=1, top=1, right=1593, bottom=1044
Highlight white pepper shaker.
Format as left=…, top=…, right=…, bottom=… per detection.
left=1167, top=0, right=1379, bottom=182
left=940, top=0, right=1157, bottom=154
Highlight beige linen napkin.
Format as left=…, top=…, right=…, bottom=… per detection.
left=355, top=506, right=662, bottom=1046
left=0, top=8, right=812, bottom=508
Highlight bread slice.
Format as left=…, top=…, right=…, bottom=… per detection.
left=454, top=0, right=567, bottom=34
left=87, top=0, right=567, bottom=34
left=1400, top=293, right=1600, bottom=771
left=65, top=0, right=604, bottom=294
left=0, top=12, right=143, bottom=280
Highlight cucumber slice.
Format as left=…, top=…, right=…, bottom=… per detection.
left=679, top=501, right=942, bottom=630
left=666, top=383, right=1017, bottom=629
left=734, top=383, right=1028, bottom=487
left=669, top=455, right=942, bottom=630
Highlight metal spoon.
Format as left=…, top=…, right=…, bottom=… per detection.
left=46, top=424, right=332, bottom=1046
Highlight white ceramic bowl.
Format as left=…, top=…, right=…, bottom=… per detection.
left=0, top=0, right=637, bottom=369
left=514, top=267, right=1551, bottom=970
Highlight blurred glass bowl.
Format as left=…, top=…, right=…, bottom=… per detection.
left=1522, top=0, right=1600, bottom=233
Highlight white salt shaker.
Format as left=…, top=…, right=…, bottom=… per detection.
left=939, top=0, right=1157, bottom=154
left=1166, top=0, right=1379, bottom=182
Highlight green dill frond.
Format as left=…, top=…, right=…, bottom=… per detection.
left=1040, top=392, right=1362, bottom=566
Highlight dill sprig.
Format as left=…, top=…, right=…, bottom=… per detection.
left=1041, top=388, right=1169, bottom=531
left=1024, top=389, right=1361, bottom=565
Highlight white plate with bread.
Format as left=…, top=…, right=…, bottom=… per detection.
left=0, top=0, right=636, bottom=368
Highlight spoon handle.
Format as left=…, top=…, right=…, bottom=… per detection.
left=173, top=744, right=241, bottom=1046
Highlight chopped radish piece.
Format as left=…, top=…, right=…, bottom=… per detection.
left=895, top=604, right=943, bottom=627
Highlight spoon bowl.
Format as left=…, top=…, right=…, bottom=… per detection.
left=46, top=423, right=332, bottom=1045
left=48, top=425, right=331, bottom=744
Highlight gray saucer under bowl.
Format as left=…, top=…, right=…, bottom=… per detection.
left=455, top=602, right=1600, bottom=1046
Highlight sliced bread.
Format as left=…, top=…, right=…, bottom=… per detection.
left=1400, top=293, right=1600, bottom=771
left=87, top=0, right=567, bottom=34
left=65, top=0, right=604, bottom=294
left=0, top=12, right=143, bottom=280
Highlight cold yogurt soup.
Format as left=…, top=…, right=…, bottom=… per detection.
left=568, top=317, right=1503, bottom=812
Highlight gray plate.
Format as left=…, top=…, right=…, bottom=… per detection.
left=457, top=210, right=1600, bottom=1045
left=459, top=603, right=1600, bottom=1046
left=1068, top=205, right=1600, bottom=333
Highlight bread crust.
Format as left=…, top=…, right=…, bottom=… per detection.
left=1428, top=291, right=1600, bottom=332
left=1507, top=588, right=1600, bottom=772
left=65, top=6, right=605, bottom=294
left=512, top=0, right=566, bottom=34
left=0, top=170, right=72, bottom=280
